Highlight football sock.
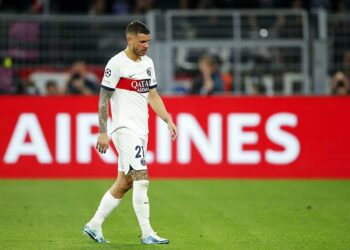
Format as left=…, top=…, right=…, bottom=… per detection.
left=89, top=190, right=122, bottom=229
left=133, top=180, right=154, bottom=238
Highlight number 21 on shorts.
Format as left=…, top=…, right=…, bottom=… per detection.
left=135, top=145, right=144, bottom=159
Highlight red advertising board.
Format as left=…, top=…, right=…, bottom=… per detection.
left=0, top=96, right=349, bottom=179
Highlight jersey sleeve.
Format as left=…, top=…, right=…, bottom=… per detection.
left=149, top=60, right=157, bottom=89
left=101, top=59, right=119, bottom=91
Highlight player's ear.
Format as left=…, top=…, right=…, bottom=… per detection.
left=126, top=33, right=133, bottom=45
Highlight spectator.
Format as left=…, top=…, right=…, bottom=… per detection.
left=338, top=0, right=350, bottom=12
left=0, top=0, right=42, bottom=13
left=133, top=0, right=154, bottom=14
left=45, top=80, right=61, bottom=95
left=190, top=54, right=224, bottom=95
left=16, top=79, right=40, bottom=95
left=196, top=0, right=219, bottom=9
left=7, top=21, right=40, bottom=63
left=331, top=71, right=349, bottom=95
left=310, top=0, right=332, bottom=10
left=329, top=2, right=350, bottom=73
left=89, top=0, right=107, bottom=15
left=64, top=61, right=99, bottom=95
left=112, top=0, right=132, bottom=15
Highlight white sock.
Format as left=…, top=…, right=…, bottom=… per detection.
left=133, top=180, right=154, bottom=238
left=88, top=191, right=122, bottom=229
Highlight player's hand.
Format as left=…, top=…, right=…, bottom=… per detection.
left=167, top=120, right=178, bottom=141
left=96, top=133, right=109, bottom=154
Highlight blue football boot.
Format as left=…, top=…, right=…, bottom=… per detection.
left=141, top=233, right=169, bottom=244
left=83, top=224, right=109, bottom=243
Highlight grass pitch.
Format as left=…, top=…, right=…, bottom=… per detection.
left=0, top=179, right=349, bottom=250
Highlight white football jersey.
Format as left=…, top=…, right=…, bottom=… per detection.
left=101, top=51, right=157, bottom=138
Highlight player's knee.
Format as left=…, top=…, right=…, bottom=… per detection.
left=110, top=180, right=132, bottom=198
left=119, top=179, right=132, bottom=191
left=129, top=169, right=148, bottom=181
left=125, top=179, right=133, bottom=190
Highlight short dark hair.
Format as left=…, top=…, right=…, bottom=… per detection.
left=126, top=20, right=150, bottom=35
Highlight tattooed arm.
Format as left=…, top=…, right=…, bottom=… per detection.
left=148, top=88, right=178, bottom=141
left=96, top=87, right=114, bottom=154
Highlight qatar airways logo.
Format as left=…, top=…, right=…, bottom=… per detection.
left=3, top=112, right=300, bottom=165
left=131, top=79, right=150, bottom=93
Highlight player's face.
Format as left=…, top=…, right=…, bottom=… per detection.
left=131, top=33, right=151, bottom=57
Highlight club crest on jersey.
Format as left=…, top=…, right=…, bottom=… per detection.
left=146, top=67, right=152, bottom=77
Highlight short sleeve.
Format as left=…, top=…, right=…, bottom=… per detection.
left=149, top=60, right=157, bottom=89
left=101, top=59, right=119, bottom=91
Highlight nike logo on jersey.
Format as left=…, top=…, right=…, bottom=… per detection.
left=128, top=73, right=136, bottom=77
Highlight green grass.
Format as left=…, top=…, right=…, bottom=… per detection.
left=0, top=180, right=349, bottom=250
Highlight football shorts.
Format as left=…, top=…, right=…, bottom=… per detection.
left=111, top=129, right=148, bottom=174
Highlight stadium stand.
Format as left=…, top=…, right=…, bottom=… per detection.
left=0, top=0, right=349, bottom=95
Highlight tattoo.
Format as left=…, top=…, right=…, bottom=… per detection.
left=129, top=169, right=149, bottom=181
left=98, top=88, right=114, bottom=133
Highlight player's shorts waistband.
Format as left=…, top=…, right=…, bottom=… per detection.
left=111, top=127, right=148, bottom=140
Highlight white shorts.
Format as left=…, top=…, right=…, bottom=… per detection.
left=111, top=129, right=148, bottom=174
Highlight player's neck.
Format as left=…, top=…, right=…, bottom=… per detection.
left=124, top=48, right=141, bottom=62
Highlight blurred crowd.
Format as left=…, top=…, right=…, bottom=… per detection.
left=0, top=0, right=349, bottom=96
left=1, top=0, right=350, bottom=14
left=2, top=55, right=348, bottom=96
left=0, top=60, right=100, bottom=96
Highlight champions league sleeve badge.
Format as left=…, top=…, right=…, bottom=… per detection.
left=105, top=68, right=111, bottom=77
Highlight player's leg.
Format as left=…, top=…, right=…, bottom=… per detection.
left=87, top=130, right=134, bottom=227
left=87, top=171, right=132, bottom=227
left=109, top=171, right=133, bottom=198
left=129, top=169, right=169, bottom=244
left=130, top=135, right=169, bottom=244
left=83, top=172, right=132, bottom=243
left=84, top=130, right=133, bottom=243
left=107, top=129, right=168, bottom=244
left=129, top=169, right=152, bottom=237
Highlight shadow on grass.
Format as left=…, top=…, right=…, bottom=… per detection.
left=78, top=241, right=170, bottom=250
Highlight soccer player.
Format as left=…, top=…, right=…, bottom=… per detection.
left=83, top=20, right=178, bottom=245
